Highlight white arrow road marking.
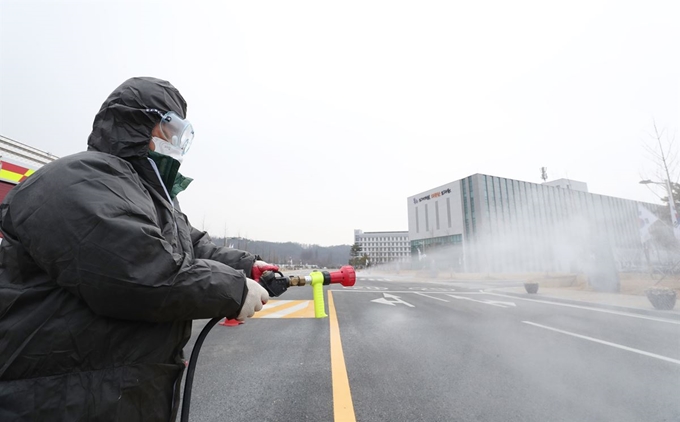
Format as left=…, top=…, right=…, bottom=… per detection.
left=447, top=295, right=516, bottom=308
left=371, top=298, right=396, bottom=306
left=523, top=321, right=680, bottom=366
left=371, top=293, right=415, bottom=307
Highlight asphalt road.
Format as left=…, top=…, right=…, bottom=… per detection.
left=180, top=274, right=680, bottom=422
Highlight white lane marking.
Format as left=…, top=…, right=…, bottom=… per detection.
left=261, top=301, right=310, bottom=318
left=371, top=293, right=415, bottom=307
left=261, top=300, right=293, bottom=310
left=409, top=287, right=456, bottom=291
left=522, top=321, right=680, bottom=366
left=415, top=292, right=450, bottom=302
left=342, top=286, right=389, bottom=290
left=487, top=292, right=680, bottom=325
left=447, top=294, right=515, bottom=308
left=487, top=300, right=517, bottom=307
left=335, top=290, right=481, bottom=294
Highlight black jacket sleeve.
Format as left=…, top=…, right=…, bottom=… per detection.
left=3, top=154, right=247, bottom=322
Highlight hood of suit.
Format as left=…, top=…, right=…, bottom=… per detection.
left=87, top=76, right=188, bottom=159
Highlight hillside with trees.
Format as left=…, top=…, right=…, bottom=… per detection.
left=209, top=236, right=351, bottom=268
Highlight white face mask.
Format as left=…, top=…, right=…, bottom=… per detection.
left=151, top=137, right=184, bottom=163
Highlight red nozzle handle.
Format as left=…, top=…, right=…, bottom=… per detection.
left=328, top=265, right=356, bottom=287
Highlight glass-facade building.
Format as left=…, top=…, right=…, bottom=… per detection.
left=407, top=174, right=661, bottom=273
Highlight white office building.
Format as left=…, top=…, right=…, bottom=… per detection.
left=353, top=229, right=410, bottom=266
left=407, top=173, right=663, bottom=274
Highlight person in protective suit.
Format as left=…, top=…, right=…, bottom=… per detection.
left=0, top=76, right=275, bottom=421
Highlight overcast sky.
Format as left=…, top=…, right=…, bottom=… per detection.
left=1, top=0, right=678, bottom=246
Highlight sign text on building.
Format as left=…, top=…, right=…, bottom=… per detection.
left=413, top=188, right=452, bottom=204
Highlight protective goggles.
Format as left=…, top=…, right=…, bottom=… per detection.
left=146, top=109, right=195, bottom=155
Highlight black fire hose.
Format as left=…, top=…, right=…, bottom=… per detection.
left=179, top=271, right=291, bottom=422
left=178, top=268, right=355, bottom=421
left=180, top=316, right=221, bottom=422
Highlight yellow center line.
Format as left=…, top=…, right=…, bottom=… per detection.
left=328, top=291, right=356, bottom=422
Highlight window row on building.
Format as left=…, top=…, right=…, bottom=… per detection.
left=353, top=229, right=411, bottom=265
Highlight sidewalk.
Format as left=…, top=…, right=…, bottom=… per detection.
left=486, top=286, right=680, bottom=320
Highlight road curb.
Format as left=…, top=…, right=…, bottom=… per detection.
left=487, top=290, right=680, bottom=321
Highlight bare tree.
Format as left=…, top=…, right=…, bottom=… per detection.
left=641, top=120, right=679, bottom=204
left=641, top=120, right=680, bottom=280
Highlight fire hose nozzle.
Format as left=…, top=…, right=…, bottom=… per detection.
left=258, top=266, right=356, bottom=298
left=328, top=265, right=357, bottom=287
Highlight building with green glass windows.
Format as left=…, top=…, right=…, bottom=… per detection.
left=407, top=174, right=662, bottom=273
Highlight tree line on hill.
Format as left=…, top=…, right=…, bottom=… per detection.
left=209, top=236, right=351, bottom=268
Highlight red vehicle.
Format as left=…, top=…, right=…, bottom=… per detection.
left=0, top=135, right=58, bottom=238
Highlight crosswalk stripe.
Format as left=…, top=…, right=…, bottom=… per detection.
left=252, top=300, right=316, bottom=318
left=260, top=300, right=294, bottom=310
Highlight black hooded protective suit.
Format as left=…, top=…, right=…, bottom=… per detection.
left=0, top=77, right=255, bottom=421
